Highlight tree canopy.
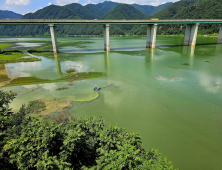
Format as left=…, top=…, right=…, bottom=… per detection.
left=0, top=90, right=177, bottom=169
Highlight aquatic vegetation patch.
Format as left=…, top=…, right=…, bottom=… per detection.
left=0, top=43, right=12, bottom=50
left=0, top=64, right=19, bottom=88
left=0, top=50, right=41, bottom=64
left=205, top=60, right=211, bottom=63
left=66, top=68, right=76, bottom=73
left=6, top=72, right=104, bottom=87
left=26, top=100, right=46, bottom=114
left=181, top=63, right=190, bottom=65
left=39, top=98, right=73, bottom=116
left=56, top=87, right=68, bottom=91
left=22, top=86, right=40, bottom=95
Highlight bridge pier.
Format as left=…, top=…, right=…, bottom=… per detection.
left=146, top=24, right=157, bottom=48
left=217, top=25, right=222, bottom=44
left=103, top=24, right=110, bottom=51
left=184, top=24, right=199, bottom=46
left=49, top=24, right=58, bottom=53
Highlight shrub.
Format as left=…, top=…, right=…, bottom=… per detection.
left=3, top=52, right=12, bottom=55
left=66, top=68, right=75, bottom=73
left=0, top=91, right=177, bottom=170
left=26, top=100, right=46, bottom=114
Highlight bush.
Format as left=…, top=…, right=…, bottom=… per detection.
left=3, top=52, right=12, bottom=55
left=26, top=100, right=46, bottom=114
left=66, top=68, right=76, bottom=73
left=0, top=90, right=177, bottom=170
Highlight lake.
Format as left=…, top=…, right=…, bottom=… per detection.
left=1, top=36, right=222, bottom=170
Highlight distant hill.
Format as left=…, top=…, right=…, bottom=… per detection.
left=0, top=10, right=22, bottom=19
left=102, top=4, right=148, bottom=20
left=84, top=4, right=105, bottom=19
left=96, top=1, right=120, bottom=14
left=131, top=2, right=172, bottom=16
left=153, top=0, right=202, bottom=19
left=22, top=5, right=81, bottom=19
left=170, top=0, right=222, bottom=35
left=172, top=0, right=222, bottom=19
left=64, top=3, right=97, bottom=19
left=102, top=4, right=149, bottom=33
left=130, top=0, right=207, bottom=35
left=2, top=0, right=220, bottom=36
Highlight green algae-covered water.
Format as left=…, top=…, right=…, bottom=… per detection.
left=1, top=36, right=222, bottom=170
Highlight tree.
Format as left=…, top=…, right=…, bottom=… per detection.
left=1, top=90, right=177, bottom=169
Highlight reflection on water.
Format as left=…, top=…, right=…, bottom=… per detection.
left=183, top=46, right=195, bottom=65
left=145, top=48, right=155, bottom=61
left=104, top=51, right=110, bottom=74
left=54, top=54, right=62, bottom=76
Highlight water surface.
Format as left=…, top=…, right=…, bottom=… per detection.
left=1, top=36, right=222, bottom=170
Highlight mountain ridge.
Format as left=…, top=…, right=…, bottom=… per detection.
left=0, top=10, right=22, bottom=19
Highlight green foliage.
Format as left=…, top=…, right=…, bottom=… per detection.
left=153, top=0, right=202, bottom=19
left=0, top=90, right=29, bottom=169
left=102, top=4, right=148, bottom=20
left=96, top=1, right=120, bottom=14
left=3, top=52, right=12, bottom=55
left=64, top=3, right=98, bottom=19
left=26, top=100, right=46, bottom=114
left=3, top=116, right=177, bottom=169
left=131, top=0, right=222, bottom=35
left=0, top=43, right=12, bottom=50
left=0, top=90, right=177, bottom=169
left=84, top=4, right=105, bottom=19
left=0, top=56, right=41, bottom=64
left=66, top=68, right=76, bottom=73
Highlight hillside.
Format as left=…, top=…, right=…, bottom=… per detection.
left=22, top=5, right=81, bottom=19
left=0, top=10, right=22, bottom=19
left=0, top=4, right=124, bottom=36
left=171, top=0, right=222, bottom=35
left=64, top=3, right=97, bottom=19
left=84, top=4, right=105, bottom=19
left=1, top=0, right=220, bottom=36
left=102, top=4, right=148, bottom=20
left=96, top=1, right=120, bottom=14
left=153, top=0, right=202, bottom=19
left=102, top=4, right=149, bottom=32
left=172, top=0, right=222, bottom=19
left=131, top=2, right=172, bottom=16
left=151, top=2, right=174, bottom=16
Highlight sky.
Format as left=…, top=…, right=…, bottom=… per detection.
left=0, top=0, right=180, bottom=15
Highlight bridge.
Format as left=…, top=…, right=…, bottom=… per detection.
left=1, top=19, right=222, bottom=53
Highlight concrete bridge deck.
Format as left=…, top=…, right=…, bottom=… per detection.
left=1, top=19, right=222, bottom=25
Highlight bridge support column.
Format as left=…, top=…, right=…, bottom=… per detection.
left=49, top=24, right=58, bottom=53
left=146, top=24, right=157, bottom=48
left=103, top=24, right=110, bottom=51
left=184, top=24, right=199, bottom=46
left=217, top=25, right=222, bottom=44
